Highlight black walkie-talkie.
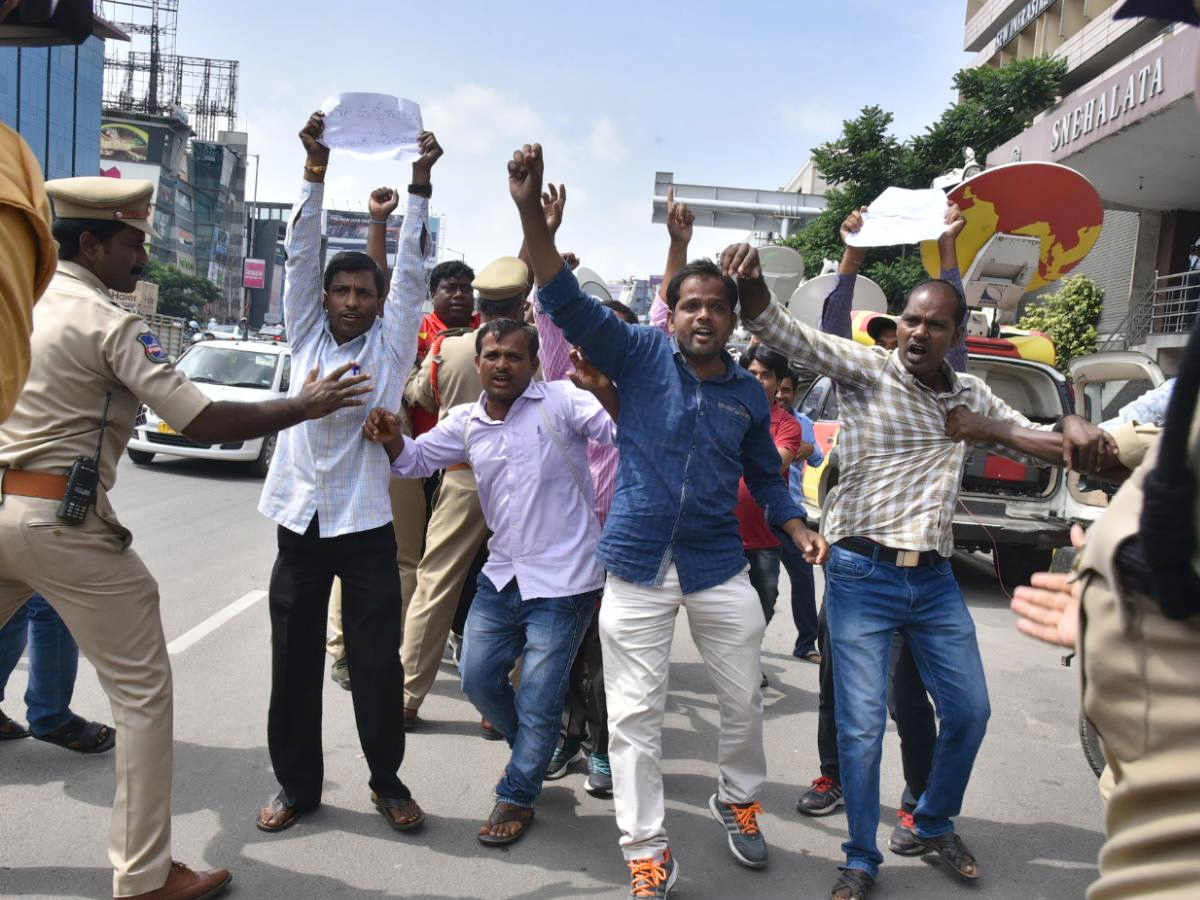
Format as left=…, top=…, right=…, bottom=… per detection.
left=57, top=392, right=111, bottom=525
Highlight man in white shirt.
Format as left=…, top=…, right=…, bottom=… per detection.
left=254, top=111, right=437, bottom=835
left=365, top=318, right=617, bottom=847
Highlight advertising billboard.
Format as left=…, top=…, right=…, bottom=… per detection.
left=243, top=258, right=267, bottom=289
left=323, top=209, right=441, bottom=261
left=100, top=121, right=172, bottom=164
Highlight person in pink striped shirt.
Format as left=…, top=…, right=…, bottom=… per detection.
left=535, top=182, right=693, bottom=797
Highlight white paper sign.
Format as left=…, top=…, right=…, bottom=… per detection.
left=844, top=187, right=949, bottom=248
left=318, top=93, right=423, bottom=161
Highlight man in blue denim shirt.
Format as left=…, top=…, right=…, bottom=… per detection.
left=508, top=142, right=827, bottom=899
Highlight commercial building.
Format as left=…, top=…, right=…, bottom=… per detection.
left=0, top=35, right=109, bottom=178
left=967, top=0, right=1200, bottom=372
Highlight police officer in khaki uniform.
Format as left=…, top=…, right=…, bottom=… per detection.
left=0, top=176, right=369, bottom=900
left=400, top=256, right=529, bottom=729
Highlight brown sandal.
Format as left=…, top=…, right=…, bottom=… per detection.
left=478, top=801, right=534, bottom=846
left=0, top=708, right=30, bottom=740
left=256, top=795, right=313, bottom=833
left=918, top=831, right=980, bottom=880
left=372, top=792, right=425, bottom=831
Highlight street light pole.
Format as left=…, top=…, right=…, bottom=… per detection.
left=242, top=152, right=261, bottom=324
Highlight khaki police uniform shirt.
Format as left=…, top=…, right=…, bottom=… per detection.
left=407, top=329, right=484, bottom=421
left=0, top=261, right=211, bottom=532
left=0, top=123, right=57, bottom=423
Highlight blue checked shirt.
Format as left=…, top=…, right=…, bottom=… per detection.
left=537, top=263, right=804, bottom=594
left=258, top=182, right=430, bottom=537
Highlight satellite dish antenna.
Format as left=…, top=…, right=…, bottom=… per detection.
left=574, top=266, right=613, bottom=304
left=757, top=245, right=805, bottom=304
left=788, top=274, right=887, bottom=328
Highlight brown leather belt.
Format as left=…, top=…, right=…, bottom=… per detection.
left=447, top=463, right=471, bottom=473
left=1, top=468, right=69, bottom=501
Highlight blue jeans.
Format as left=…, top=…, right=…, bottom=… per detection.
left=460, top=574, right=598, bottom=808
left=0, top=593, right=78, bottom=735
left=825, top=545, right=990, bottom=878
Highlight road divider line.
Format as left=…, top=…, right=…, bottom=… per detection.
left=167, top=590, right=267, bottom=656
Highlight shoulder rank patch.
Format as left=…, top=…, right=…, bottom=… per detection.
left=137, top=332, right=169, bottom=364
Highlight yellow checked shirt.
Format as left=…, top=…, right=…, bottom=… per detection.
left=0, top=261, right=211, bottom=535
left=0, top=123, right=57, bottom=423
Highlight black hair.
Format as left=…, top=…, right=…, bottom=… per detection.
left=475, top=317, right=540, bottom=359
left=665, top=259, right=738, bottom=312
left=779, top=368, right=801, bottom=390
left=429, top=259, right=475, bottom=295
left=906, top=278, right=967, bottom=328
left=323, top=251, right=386, bottom=298
left=738, top=343, right=790, bottom=382
left=601, top=298, right=638, bottom=325
left=52, top=219, right=129, bottom=260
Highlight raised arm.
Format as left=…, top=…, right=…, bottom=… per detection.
left=820, top=207, right=868, bottom=338
left=529, top=183, right=577, bottom=382
left=380, top=132, right=442, bottom=374
left=282, top=111, right=332, bottom=353
left=938, top=204, right=969, bottom=373
left=725, top=243, right=884, bottom=388
left=365, top=186, right=400, bottom=277
left=648, top=186, right=694, bottom=335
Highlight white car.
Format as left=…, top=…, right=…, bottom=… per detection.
left=127, top=339, right=292, bottom=476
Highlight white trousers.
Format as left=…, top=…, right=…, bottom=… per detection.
left=599, top=563, right=766, bottom=860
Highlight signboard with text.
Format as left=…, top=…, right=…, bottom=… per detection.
left=243, top=258, right=267, bottom=290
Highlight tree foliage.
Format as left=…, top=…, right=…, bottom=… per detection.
left=1018, top=274, right=1104, bottom=375
left=143, top=258, right=221, bottom=320
left=783, top=56, right=1069, bottom=307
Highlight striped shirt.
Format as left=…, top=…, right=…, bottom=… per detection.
left=258, top=181, right=430, bottom=537
left=744, top=298, right=1046, bottom=556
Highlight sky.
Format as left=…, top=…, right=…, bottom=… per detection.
left=164, top=0, right=974, bottom=280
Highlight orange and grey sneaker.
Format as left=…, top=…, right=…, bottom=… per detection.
left=627, top=848, right=678, bottom=899
left=708, top=793, right=768, bottom=868
left=888, top=808, right=922, bottom=856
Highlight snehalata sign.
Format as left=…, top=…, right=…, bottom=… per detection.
left=243, top=259, right=267, bottom=290
left=1051, top=57, right=1165, bottom=152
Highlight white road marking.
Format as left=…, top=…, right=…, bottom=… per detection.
left=167, top=589, right=268, bottom=656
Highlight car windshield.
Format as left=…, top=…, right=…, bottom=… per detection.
left=177, top=346, right=280, bottom=389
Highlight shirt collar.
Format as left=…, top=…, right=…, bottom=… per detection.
left=670, top=338, right=737, bottom=383
left=57, top=259, right=114, bottom=299
left=887, top=351, right=970, bottom=398
left=469, top=379, right=549, bottom=425
left=321, top=318, right=373, bottom=353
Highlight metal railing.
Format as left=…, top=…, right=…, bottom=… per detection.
left=1147, top=270, right=1200, bottom=336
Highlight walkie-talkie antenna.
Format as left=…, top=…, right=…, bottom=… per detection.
left=94, top=392, right=113, bottom=466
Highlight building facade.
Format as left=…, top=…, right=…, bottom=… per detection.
left=0, top=35, right=106, bottom=178
left=967, top=0, right=1200, bottom=372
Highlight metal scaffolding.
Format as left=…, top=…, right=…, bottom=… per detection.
left=98, top=1, right=238, bottom=141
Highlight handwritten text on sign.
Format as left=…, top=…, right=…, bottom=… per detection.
left=318, top=93, right=423, bottom=161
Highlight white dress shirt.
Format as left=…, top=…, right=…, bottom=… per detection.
left=391, top=379, right=615, bottom=598
left=258, top=181, right=430, bottom=537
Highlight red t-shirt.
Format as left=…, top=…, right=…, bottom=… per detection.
left=736, top=404, right=806, bottom=550
left=410, top=310, right=480, bottom=436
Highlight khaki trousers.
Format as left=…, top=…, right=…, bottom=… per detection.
left=0, top=494, right=173, bottom=897
left=327, top=476, right=426, bottom=659
left=403, top=468, right=488, bottom=710
left=1081, top=570, right=1200, bottom=900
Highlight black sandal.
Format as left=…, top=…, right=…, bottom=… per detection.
left=831, top=868, right=875, bottom=900
left=0, top=708, right=30, bottom=740
left=477, top=801, right=534, bottom=846
left=33, top=714, right=114, bottom=754
left=917, top=831, right=980, bottom=881
left=372, top=792, right=426, bottom=832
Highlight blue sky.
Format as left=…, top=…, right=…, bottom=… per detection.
left=172, top=0, right=973, bottom=278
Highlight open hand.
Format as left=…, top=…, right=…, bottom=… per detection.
left=542, top=183, right=567, bottom=234
left=508, top=143, right=545, bottom=212
left=300, top=111, right=330, bottom=165
left=299, top=362, right=371, bottom=419
left=1010, top=524, right=1086, bottom=649
left=362, top=407, right=400, bottom=443
left=568, top=348, right=612, bottom=395
left=666, top=186, right=694, bottom=244
left=369, top=187, right=400, bottom=220
left=412, top=131, right=443, bottom=181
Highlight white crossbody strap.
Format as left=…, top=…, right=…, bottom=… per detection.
left=537, top=400, right=590, bottom=503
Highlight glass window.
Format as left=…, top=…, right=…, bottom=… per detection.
left=177, top=346, right=280, bottom=389
left=18, top=47, right=49, bottom=170
left=799, top=377, right=830, bottom=420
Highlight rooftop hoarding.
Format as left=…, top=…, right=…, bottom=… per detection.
left=322, top=209, right=441, bottom=262
left=100, top=120, right=172, bottom=164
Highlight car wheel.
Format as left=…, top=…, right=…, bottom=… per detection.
left=127, top=448, right=155, bottom=465
left=994, top=545, right=1053, bottom=591
left=250, top=433, right=277, bottom=477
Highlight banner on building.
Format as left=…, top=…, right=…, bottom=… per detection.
left=100, top=121, right=172, bottom=164
left=323, top=209, right=441, bottom=261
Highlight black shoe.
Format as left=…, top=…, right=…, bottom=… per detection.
left=329, top=657, right=351, bottom=691
left=796, top=776, right=844, bottom=816
left=585, top=752, right=613, bottom=798
left=545, top=744, right=581, bottom=780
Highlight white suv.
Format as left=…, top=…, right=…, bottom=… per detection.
left=127, top=339, right=292, bottom=476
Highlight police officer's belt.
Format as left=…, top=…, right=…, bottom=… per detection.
left=0, top=468, right=70, bottom=501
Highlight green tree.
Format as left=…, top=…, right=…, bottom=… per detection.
left=783, top=56, right=1068, bottom=306
left=142, top=258, right=221, bottom=320
left=1017, top=274, right=1104, bottom=375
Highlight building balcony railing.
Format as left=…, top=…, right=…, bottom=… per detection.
left=1147, top=270, right=1200, bottom=336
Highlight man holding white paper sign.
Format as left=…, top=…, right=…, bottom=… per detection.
left=843, top=188, right=950, bottom=249
left=319, top=93, right=424, bottom=162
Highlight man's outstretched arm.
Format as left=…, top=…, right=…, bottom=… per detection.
left=282, top=111, right=331, bottom=353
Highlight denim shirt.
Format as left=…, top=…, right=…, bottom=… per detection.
left=538, top=263, right=804, bottom=594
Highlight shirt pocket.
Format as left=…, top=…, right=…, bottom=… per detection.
left=708, top=398, right=752, bottom=457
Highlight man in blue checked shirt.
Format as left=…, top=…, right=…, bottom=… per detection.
left=508, top=142, right=829, bottom=899
left=254, top=111, right=437, bottom=837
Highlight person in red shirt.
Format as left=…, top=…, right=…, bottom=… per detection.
left=410, top=260, right=480, bottom=435
left=735, top=344, right=810, bottom=687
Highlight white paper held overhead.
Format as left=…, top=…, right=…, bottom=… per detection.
left=844, top=187, right=949, bottom=248
left=319, top=93, right=424, bottom=162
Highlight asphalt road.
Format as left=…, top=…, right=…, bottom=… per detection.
left=0, top=455, right=1105, bottom=900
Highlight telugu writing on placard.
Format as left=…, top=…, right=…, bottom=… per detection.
left=318, top=93, right=423, bottom=161
left=844, top=187, right=949, bottom=248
